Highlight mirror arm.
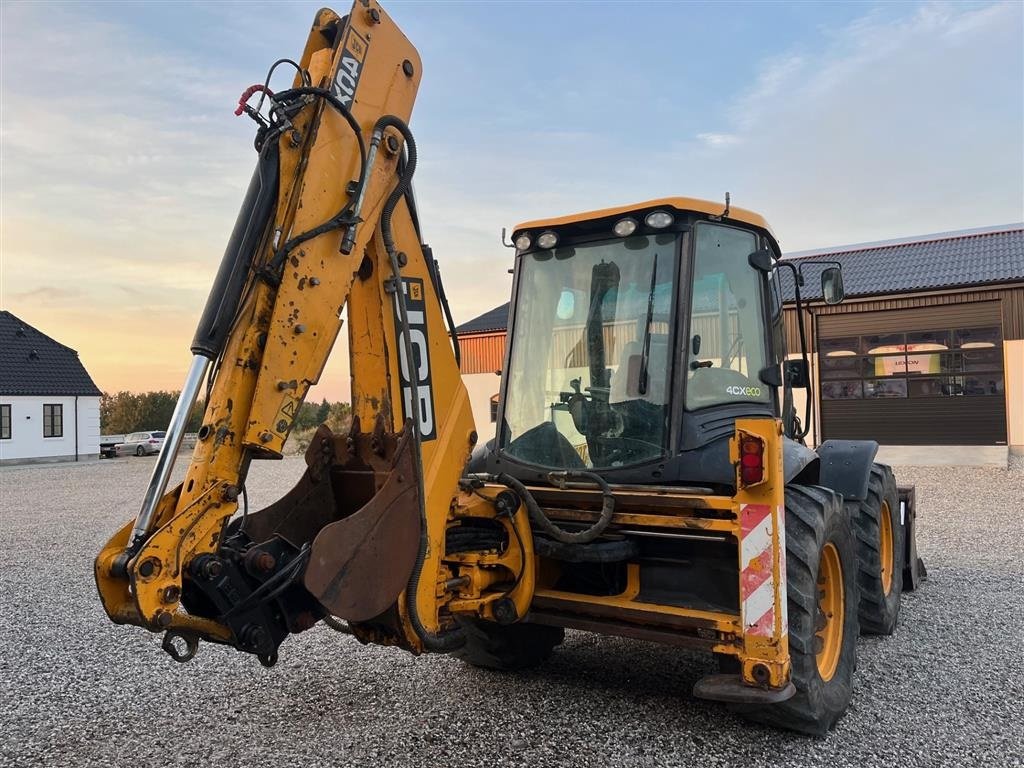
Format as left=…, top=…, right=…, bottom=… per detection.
left=794, top=260, right=843, bottom=299
left=773, top=260, right=812, bottom=441
left=796, top=259, right=843, bottom=283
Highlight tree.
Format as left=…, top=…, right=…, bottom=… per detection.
left=136, top=391, right=177, bottom=431
left=315, top=398, right=331, bottom=425
left=325, top=401, right=352, bottom=433
left=101, top=391, right=141, bottom=434
left=186, top=399, right=206, bottom=432
left=101, top=390, right=353, bottom=442
left=291, top=401, right=321, bottom=431
left=101, top=390, right=193, bottom=434
left=283, top=400, right=353, bottom=454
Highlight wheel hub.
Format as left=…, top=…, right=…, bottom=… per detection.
left=880, top=500, right=895, bottom=595
left=815, top=541, right=844, bottom=682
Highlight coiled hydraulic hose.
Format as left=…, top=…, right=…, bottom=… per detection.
left=377, top=114, right=464, bottom=653
left=496, top=471, right=616, bottom=545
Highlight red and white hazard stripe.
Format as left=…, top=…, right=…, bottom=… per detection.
left=740, top=503, right=787, bottom=638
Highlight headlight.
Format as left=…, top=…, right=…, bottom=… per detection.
left=645, top=210, right=674, bottom=228
left=536, top=231, right=558, bottom=249
left=613, top=218, right=638, bottom=237
left=514, top=233, right=532, bottom=251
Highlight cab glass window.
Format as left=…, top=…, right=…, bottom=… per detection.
left=686, top=223, right=770, bottom=409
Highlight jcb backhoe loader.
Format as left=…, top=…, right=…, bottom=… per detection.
left=95, top=1, right=922, bottom=736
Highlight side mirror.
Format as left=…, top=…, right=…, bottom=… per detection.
left=821, top=266, right=845, bottom=305
left=784, top=359, right=810, bottom=388
left=747, top=249, right=773, bottom=272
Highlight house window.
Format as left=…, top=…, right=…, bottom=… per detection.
left=1, top=405, right=10, bottom=440
left=43, top=404, right=63, bottom=438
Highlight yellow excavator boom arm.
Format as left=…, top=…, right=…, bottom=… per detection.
left=94, top=1, right=509, bottom=663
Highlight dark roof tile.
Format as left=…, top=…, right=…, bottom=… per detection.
left=780, top=227, right=1024, bottom=301
left=0, top=310, right=103, bottom=396
left=455, top=302, right=510, bottom=334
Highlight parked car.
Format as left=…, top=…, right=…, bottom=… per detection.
left=99, top=434, right=126, bottom=459
left=115, top=431, right=166, bottom=457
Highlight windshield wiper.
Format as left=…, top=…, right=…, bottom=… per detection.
left=638, top=253, right=658, bottom=396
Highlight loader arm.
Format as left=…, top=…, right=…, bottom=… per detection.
left=95, top=1, right=528, bottom=663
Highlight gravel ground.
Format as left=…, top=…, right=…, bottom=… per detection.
left=2, top=456, right=1022, bottom=767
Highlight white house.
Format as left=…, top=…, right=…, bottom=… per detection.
left=0, top=310, right=102, bottom=465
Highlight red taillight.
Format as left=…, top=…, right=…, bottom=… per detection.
left=740, top=437, right=764, bottom=485
left=149, top=439, right=159, bottom=444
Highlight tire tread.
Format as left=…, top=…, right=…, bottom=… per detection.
left=852, top=463, right=903, bottom=635
left=453, top=619, right=564, bottom=671
left=737, top=483, right=859, bottom=736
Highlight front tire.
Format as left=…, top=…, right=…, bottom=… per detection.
left=453, top=619, right=564, bottom=671
left=853, top=463, right=903, bottom=635
left=739, top=484, right=859, bottom=737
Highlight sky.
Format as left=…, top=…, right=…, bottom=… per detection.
left=2, top=0, right=1022, bottom=402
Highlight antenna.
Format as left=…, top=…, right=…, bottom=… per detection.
left=722, top=192, right=731, bottom=219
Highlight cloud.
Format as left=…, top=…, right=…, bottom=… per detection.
left=638, top=1, right=1024, bottom=252
left=416, top=1, right=1022, bottom=310
left=0, top=4, right=256, bottom=394
left=696, top=133, right=742, bottom=148
left=5, top=287, right=82, bottom=305
left=730, top=55, right=806, bottom=131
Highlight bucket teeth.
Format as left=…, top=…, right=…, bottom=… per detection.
left=303, top=427, right=421, bottom=622
left=239, top=418, right=421, bottom=624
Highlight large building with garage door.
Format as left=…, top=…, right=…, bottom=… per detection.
left=456, top=223, right=1024, bottom=464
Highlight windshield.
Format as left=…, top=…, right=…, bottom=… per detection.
left=500, top=234, right=677, bottom=470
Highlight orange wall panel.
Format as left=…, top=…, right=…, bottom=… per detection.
left=459, top=332, right=507, bottom=375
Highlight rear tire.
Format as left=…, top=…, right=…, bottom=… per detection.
left=739, top=485, right=859, bottom=737
left=852, top=463, right=903, bottom=635
left=453, top=619, right=564, bottom=671
left=135, top=446, right=145, bottom=457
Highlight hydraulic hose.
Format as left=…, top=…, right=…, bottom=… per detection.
left=375, top=115, right=414, bottom=257
left=496, top=471, right=616, bottom=545
left=377, top=114, right=464, bottom=653
left=262, top=86, right=369, bottom=276
left=322, top=615, right=353, bottom=634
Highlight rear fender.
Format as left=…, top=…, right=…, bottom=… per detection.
left=898, top=485, right=926, bottom=590
left=782, top=437, right=819, bottom=486
left=815, top=439, right=879, bottom=501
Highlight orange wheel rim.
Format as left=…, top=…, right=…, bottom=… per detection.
left=880, top=500, right=894, bottom=595
left=815, top=542, right=844, bottom=682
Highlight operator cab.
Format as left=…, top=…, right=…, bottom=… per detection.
left=488, top=197, right=786, bottom=490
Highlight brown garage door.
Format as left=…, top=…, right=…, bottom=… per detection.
left=818, top=302, right=1007, bottom=445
